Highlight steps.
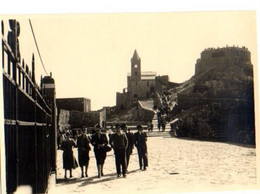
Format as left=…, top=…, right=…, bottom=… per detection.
left=148, top=115, right=173, bottom=138
left=147, top=131, right=174, bottom=138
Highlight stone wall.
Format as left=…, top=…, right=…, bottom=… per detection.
left=130, top=79, right=156, bottom=99
left=195, top=46, right=251, bottom=76
left=178, top=102, right=255, bottom=144
left=116, top=91, right=130, bottom=110
left=56, top=98, right=91, bottom=112
left=57, top=109, right=70, bottom=131
left=69, top=111, right=100, bottom=128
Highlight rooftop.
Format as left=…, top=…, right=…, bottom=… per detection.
left=132, top=49, right=140, bottom=60
left=127, top=71, right=156, bottom=80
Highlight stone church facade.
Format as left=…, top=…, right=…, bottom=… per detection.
left=116, top=50, right=172, bottom=110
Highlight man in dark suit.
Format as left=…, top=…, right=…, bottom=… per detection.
left=109, top=124, right=128, bottom=178
left=134, top=125, right=148, bottom=171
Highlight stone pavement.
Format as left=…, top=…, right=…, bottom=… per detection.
left=49, top=127, right=257, bottom=194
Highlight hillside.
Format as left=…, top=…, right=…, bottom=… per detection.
left=108, top=47, right=255, bottom=144
left=169, top=61, right=255, bottom=144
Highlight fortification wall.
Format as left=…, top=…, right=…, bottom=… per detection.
left=195, top=46, right=251, bottom=75
left=116, top=91, right=130, bottom=110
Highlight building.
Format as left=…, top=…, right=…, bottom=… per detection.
left=195, top=46, right=251, bottom=76
left=116, top=50, right=174, bottom=110
left=56, top=97, right=91, bottom=112
left=128, top=50, right=156, bottom=103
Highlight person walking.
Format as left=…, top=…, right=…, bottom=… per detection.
left=91, top=124, right=108, bottom=178
left=157, top=111, right=162, bottom=131
left=57, top=130, right=61, bottom=149
left=121, top=124, right=134, bottom=171
left=150, top=122, right=154, bottom=132
left=61, top=131, right=78, bottom=179
left=77, top=127, right=91, bottom=178
left=134, top=125, right=148, bottom=171
left=109, top=124, right=128, bottom=178
left=161, top=115, right=166, bottom=132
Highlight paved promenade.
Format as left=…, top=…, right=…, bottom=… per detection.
left=49, top=128, right=257, bottom=194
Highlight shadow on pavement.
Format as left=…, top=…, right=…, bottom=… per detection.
left=78, top=175, right=117, bottom=187
left=79, top=169, right=140, bottom=187
left=56, top=169, right=141, bottom=186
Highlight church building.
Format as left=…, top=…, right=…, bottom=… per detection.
left=128, top=50, right=156, bottom=103
left=116, top=50, right=157, bottom=110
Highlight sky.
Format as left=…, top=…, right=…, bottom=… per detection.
left=1, top=11, right=257, bottom=110
left=0, top=2, right=258, bottom=111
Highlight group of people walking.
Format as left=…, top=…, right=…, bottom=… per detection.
left=60, top=123, right=148, bottom=179
left=157, top=110, right=167, bottom=132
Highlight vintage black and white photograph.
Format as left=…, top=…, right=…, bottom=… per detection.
left=0, top=2, right=259, bottom=194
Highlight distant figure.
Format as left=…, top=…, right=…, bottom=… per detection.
left=161, top=115, right=166, bottom=132
left=91, top=124, right=108, bottom=178
left=57, top=130, right=61, bottom=149
left=109, top=124, right=128, bottom=178
left=122, top=124, right=134, bottom=171
left=147, top=122, right=151, bottom=132
left=61, top=132, right=78, bottom=179
left=150, top=123, right=154, bottom=132
left=157, top=111, right=162, bottom=131
left=134, top=125, right=148, bottom=171
left=77, top=128, right=91, bottom=178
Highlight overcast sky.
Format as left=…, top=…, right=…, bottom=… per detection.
left=1, top=9, right=258, bottom=111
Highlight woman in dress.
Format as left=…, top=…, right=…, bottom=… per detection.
left=61, top=131, right=78, bottom=179
left=91, top=124, right=108, bottom=178
left=77, top=128, right=91, bottom=178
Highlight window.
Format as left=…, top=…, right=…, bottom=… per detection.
left=134, top=64, right=138, bottom=68
left=147, top=81, right=149, bottom=86
left=135, top=71, right=137, bottom=76
left=134, top=94, right=138, bottom=98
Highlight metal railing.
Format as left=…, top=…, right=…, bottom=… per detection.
left=2, top=19, right=54, bottom=193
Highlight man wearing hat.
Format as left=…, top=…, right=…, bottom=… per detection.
left=134, top=124, right=148, bottom=170
left=109, top=124, right=128, bottom=178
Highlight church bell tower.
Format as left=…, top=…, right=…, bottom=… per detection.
left=131, top=49, right=141, bottom=80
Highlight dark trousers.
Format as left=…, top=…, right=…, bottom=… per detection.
left=157, top=121, right=161, bottom=130
left=161, top=123, right=166, bottom=131
left=126, top=148, right=132, bottom=168
left=137, top=147, right=148, bottom=169
left=114, top=148, right=126, bottom=175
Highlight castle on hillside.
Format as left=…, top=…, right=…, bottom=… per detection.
left=195, top=46, right=252, bottom=75
left=116, top=50, right=175, bottom=110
